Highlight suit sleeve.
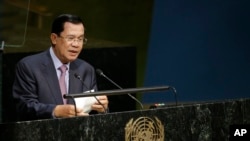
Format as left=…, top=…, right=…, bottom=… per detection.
left=12, top=60, right=56, bottom=121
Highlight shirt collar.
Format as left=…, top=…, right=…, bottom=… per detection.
left=49, top=47, right=70, bottom=69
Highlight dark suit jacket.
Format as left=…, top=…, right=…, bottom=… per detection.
left=12, top=49, right=97, bottom=121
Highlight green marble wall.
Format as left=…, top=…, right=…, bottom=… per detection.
left=0, top=98, right=249, bottom=140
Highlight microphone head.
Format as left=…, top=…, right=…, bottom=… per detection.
left=74, top=73, right=80, bottom=79
left=96, top=69, right=104, bottom=76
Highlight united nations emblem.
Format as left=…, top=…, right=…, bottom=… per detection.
left=125, top=116, right=164, bottom=141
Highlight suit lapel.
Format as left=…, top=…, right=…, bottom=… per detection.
left=41, top=50, right=64, bottom=104
left=68, top=61, right=83, bottom=104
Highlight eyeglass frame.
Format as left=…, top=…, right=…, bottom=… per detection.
left=57, top=35, right=87, bottom=44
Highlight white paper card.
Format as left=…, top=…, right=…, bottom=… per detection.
left=74, top=89, right=97, bottom=113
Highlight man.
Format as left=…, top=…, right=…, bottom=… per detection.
left=12, top=14, right=108, bottom=121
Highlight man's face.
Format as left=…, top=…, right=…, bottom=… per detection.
left=51, top=22, right=85, bottom=63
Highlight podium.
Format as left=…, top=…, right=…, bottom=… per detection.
left=0, top=96, right=249, bottom=140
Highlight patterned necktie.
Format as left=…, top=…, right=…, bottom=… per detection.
left=59, top=65, right=67, bottom=104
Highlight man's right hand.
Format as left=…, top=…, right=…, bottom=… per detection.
left=53, top=105, right=89, bottom=118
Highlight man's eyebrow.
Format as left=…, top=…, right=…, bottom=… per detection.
left=65, top=34, right=84, bottom=37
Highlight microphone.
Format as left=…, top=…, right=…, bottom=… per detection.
left=74, top=73, right=108, bottom=114
left=96, top=69, right=144, bottom=110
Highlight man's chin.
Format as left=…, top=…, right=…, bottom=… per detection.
left=67, top=56, right=78, bottom=62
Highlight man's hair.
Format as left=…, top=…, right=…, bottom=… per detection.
left=51, top=14, right=84, bottom=35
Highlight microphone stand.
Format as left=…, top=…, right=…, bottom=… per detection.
left=74, top=73, right=108, bottom=114
left=96, top=69, right=144, bottom=110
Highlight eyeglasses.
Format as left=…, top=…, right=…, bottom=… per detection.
left=58, top=35, right=87, bottom=44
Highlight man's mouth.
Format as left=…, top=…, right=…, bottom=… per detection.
left=69, top=50, right=78, bottom=54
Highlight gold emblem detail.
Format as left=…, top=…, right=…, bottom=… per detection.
left=125, top=116, right=164, bottom=141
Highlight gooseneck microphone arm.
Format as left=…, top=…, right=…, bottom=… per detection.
left=96, top=69, right=144, bottom=110
left=74, top=73, right=108, bottom=114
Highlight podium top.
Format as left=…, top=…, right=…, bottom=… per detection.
left=63, top=86, right=170, bottom=98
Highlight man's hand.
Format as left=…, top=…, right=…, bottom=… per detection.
left=92, top=95, right=109, bottom=113
left=53, top=104, right=89, bottom=118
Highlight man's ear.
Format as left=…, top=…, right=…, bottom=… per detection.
left=50, top=33, right=57, bottom=45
